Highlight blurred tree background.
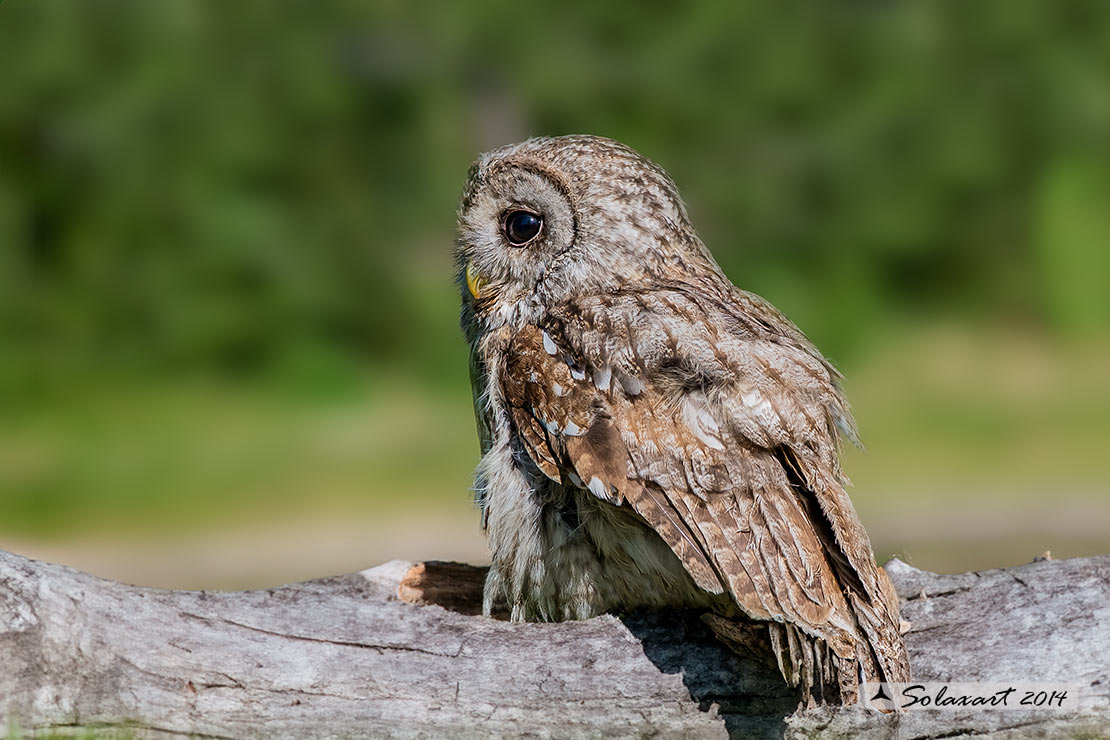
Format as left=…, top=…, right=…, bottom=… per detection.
left=1, top=0, right=1107, bottom=587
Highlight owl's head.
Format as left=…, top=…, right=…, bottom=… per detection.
left=456, top=135, right=717, bottom=333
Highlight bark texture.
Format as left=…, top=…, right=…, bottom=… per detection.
left=1, top=549, right=1107, bottom=739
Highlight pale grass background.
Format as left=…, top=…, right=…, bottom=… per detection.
left=4, top=323, right=1107, bottom=590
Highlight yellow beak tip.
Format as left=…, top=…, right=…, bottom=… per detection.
left=465, top=262, right=484, bottom=300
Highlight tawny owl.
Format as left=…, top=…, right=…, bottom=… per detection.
left=455, top=134, right=909, bottom=704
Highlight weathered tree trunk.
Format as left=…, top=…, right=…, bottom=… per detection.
left=1, top=548, right=1107, bottom=739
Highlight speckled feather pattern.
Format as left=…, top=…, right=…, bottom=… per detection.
left=456, top=135, right=910, bottom=704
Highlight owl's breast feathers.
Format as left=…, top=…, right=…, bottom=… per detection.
left=496, top=282, right=910, bottom=688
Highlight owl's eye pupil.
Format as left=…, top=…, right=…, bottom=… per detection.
left=502, top=210, right=543, bottom=246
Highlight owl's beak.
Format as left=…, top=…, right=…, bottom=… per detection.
left=465, top=261, right=486, bottom=300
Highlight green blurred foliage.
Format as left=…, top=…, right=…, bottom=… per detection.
left=1, top=0, right=1107, bottom=402
left=0, top=2, right=1108, bottom=579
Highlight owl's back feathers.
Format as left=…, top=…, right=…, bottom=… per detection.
left=498, top=280, right=909, bottom=702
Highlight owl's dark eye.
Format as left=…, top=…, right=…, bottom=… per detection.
left=501, top=209, right=543, bottom=246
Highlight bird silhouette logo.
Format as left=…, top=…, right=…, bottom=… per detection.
left=866, top=682, right=898, bottom=711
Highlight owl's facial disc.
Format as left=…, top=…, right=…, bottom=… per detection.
left=465, top=209, right=544, bottom=299
left=456, top=162, right=576, bottom=311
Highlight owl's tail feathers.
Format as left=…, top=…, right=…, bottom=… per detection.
left=702, top=615, right=851, bottom=707
left=701, top=564, right=910, bottom=707
left=847, top=563, right=913, bottom=688
left=767, top=622, right=852, bottom=707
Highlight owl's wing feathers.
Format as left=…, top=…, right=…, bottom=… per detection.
left=502, top=336, right=725, bottom=593
left=500, top=287, right=908, bottom=683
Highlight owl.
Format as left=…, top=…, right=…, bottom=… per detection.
left=455, top=135, right=909, bottom=704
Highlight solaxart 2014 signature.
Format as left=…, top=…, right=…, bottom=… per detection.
left=861, top=682, right=1083, bottom=711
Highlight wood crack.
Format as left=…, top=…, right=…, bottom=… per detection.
left=178, top=610, right=467, bottom=659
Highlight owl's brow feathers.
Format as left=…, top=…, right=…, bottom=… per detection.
left=468, top=140, right=714, bottom=312
left=467, top=135, right=692, bottom=243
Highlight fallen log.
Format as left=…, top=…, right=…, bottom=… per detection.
left=1, top=548, right=1107, bottom=738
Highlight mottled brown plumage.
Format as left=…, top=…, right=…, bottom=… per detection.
left=456, top=135, right=910, bottom=704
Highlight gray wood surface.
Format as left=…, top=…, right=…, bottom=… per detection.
left=1, top=549, right=1107, bottom=739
